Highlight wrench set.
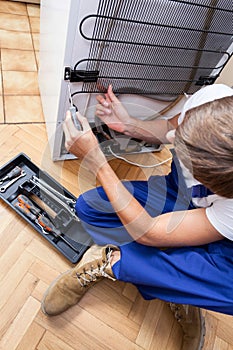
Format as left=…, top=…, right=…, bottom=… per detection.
left=0, top=153, right=92, bottom=264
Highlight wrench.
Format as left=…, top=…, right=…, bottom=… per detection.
left=0, top=171, right=26, bottom=193
left=32, top=176, right=76, bottom=206
left=0, top=166, right=22, bottom=185
left=30, top=177, right=79, bottom=221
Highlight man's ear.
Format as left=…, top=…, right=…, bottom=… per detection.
left=166, top=129, right=176, bottom=144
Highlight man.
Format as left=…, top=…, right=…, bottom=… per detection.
left=42, top=84, right=233, bottom=350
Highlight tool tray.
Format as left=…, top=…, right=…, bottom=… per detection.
left=0, top=153, right=93, bottom=264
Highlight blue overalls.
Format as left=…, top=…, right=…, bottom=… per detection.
left=75, top=150, right=233, bottom=315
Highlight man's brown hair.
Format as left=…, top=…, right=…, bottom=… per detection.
left=174, top=95, right=233, bottom=198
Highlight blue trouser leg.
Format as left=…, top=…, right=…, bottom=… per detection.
left=76, top=154, right=194, bottom=245
left=113, top=240, right=233, bottom=315
left=75, top=156, right=233, bottom=315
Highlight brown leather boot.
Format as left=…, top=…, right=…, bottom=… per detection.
left=41, top=244, right=118, bottom=316
left=169, top=303, right=205, bottom=350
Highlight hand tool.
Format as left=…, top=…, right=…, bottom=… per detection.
left=32, top=176, right=76, bottom=206
left=68, top=83, right=82, bottom=130
left=17, top=194, right=41, bottom=215
left=0, top=171, right=26, bottom=193
left=15, top=195, right=80, bottom=253
left=30, top=176, right=79, bottom=221
left=14, top=202, right=37, bottom=221
left=30, top=194, right=57, bottom=219
left=0, top=166, right=22, bottom=185
left=37, top=215, right=80, bottom=253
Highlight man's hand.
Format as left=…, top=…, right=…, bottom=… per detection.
left=96, top=85, right=133, bottom=134
left=63, top=110, right=107, bottom=173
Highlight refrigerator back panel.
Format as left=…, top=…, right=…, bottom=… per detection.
left=75, top=0, right=232, bottom=96
left=39, top=0, right=233, bottom=160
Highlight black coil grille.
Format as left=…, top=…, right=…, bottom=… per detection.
left=75, top=0, right=233, bottom=98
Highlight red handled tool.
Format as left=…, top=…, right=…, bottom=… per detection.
left=15, top=194, right=80, bottom=253
left=17, top=194, right=41, bottom=215
left=37, top=215, right=80, bottom=252
left=14, top=202, right=37, bottom=221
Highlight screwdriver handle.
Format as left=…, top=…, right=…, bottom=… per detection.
left=14, top=202, right=37, bottom=221
left=37, top=215, right=57, bottom=233
left=69, top=106, right=82, bottom=131
left=8, top=166, right=22, bottom=178
left=17, top=194, right=41, bottom=215
left=0, top=166, right=22, bottom=183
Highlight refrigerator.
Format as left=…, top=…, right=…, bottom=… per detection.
left=39, top=0, right=233, bottom=161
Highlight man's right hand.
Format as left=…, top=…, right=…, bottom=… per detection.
left=95, top=85, right=133, bottom=134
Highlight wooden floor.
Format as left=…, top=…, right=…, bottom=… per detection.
left=1, top=2, right=233, bottom=350
left=1, top=126, right=233, bottom=350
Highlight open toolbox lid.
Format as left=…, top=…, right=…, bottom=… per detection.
left=0, top=153, right=93, bottom=264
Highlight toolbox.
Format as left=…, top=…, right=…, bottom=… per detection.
left=0, top=153, right=93, bottom=264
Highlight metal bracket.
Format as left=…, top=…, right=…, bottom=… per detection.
left=64, top=67, right=99, bottom=83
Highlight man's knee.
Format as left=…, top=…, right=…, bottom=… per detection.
left=75, top=187, right=114, bottom=221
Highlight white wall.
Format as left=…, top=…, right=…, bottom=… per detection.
left=216, top=58, right=233, bottom=87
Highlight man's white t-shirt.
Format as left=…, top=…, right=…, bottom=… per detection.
left=177, top=84, right=233, bottom=241
left=178, top=160, right=233, bottom=241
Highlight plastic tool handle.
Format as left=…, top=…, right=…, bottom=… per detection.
left=17, top=194, right=41, bottom=215
left=38, top=215, right=58, bottom=234
left=14, top=202, right=37, bottom=221
left=38, top=215, right=80, bottom=253
left=69, top=106, right=82, bottom=131
left=7, top=166, right=22, bottom=179
left=0, top=166, right=22, bottom=183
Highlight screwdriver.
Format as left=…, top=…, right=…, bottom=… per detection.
left=15, top=195, right=80, bottom=253
left=37, top=215, right=80, bottom=253
left=14, top=202, right=37, bottom=221
left=68, top=83, right=82, bottom=131
left=0, top=166, right=22, bottom=185
left=17, top=194, right=41, bottom=215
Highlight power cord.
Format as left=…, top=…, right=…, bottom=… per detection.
left=107, top=146, right=172, bottom=168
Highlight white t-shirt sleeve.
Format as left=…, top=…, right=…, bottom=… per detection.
left=206, top=198, right=233, bottom=240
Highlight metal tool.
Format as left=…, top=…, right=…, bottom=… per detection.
left=17, top=194, right=41, bottom=215
left=0, top=171, right=26, bottom=193
left=32, top=176, right=76, bottom=206
left=37, top=215, right=80, bottom=253
left=30, top=194, right=57, bottom=219
left=30, top=176, right=79, bottom=221
left=15, top=195, right=80, bottom=253
left=68, top=83, right=82, bottom=130
left=0, top=166, right=22, bottom=185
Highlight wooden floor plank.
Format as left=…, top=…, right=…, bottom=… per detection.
left=149, top=303, right=178, bottom=350
left=62, top=306, right=145, bottom=350
left=16, top=322, right=45, bottom=350
left=35, top=311, right=121, bottom=350
left=0, top=273, right=39, bottom=339
left=0, top=227, right=33, bottom=281
left=0, top=251, right=35, bottom=310
left=0, top=296, right=41, bottom=350
left=37, top=331, right=74, bottom=350
left=136, top=299, right=164, bottom=349
left=78, top=292, right=140, bottom=342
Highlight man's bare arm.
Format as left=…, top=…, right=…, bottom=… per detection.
left=96, top=85, right=179, bottom=144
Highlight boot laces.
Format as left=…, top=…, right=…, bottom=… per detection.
left=76, top=248, right=114, bottom=287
